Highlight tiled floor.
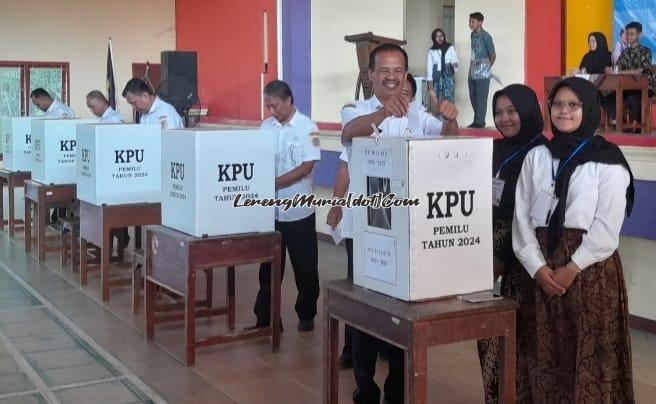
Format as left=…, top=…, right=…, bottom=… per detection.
left=1, top=229, right=655, bottom=403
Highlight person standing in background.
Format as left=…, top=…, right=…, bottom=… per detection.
left=426, top=28, right=459, bottom=104
left=30, top=88, right=75, bottom=118
left=613, top=28, right=629, bottom=65
left=467, top=11, right=496, bottom=128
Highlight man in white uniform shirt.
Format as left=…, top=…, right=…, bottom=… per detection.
left=122, top=78, right=183, bottom=129
left=86, top=90, right=124, bottom=123
left=339, top=43, right=459, bottom=404
left=30, top=88, right=76, bottom=118
left=247, top=80, right=321, bottom=333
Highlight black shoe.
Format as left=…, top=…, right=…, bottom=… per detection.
left=244, top=318, right=283, bottom=332
left=339, top=349, right=353, bottom=369
left=297, top=319, right=314, bottom=332
left=466, top=122, right=477, bottom=128
left=353, top=387, right=381, bottom=404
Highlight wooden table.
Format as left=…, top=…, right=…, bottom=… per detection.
left=24, top=180, right=76, bottom=262
left=323, top=280, right=518, bottom=404
left=0, top=169, right=31, bottom=237
left=544, top=74, right=650, bottom=133
left=144, top=225, right=282, bottom=366
left=79, top=200, right=161, bottom=301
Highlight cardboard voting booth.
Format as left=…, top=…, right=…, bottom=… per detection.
left=351, top=136, right=493, bottom=301
left=76, top=124, right=161, bottom=205
left=2, top=117, right=37, bottom=172
left=31, top=119, right=97, bottom=184
left=161, top=128, right=275, bottom=237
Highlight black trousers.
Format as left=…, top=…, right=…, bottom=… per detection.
left=604, top=90, right=654, bottom=123
left=253, top=213, right=319, bottom=325
left=350, top=238, right=404, bottom=404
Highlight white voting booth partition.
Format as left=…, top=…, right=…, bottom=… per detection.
left=2, top=116, right=38, bottom=172
left=351, top=136, right=493, bottom=301
left=161, top=128, right=275, bottom=237
left=31, top=119, right=97, bottom=184
left=76, top=124, right=161, bottom=205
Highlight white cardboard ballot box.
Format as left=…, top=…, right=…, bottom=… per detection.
left=351, top=136, right=493, bottom=301
left=2, top=117, right=38, bottom=172
left=76, top=124, right=162, bottom=205
left=161, top=128, right=275, bottom=237
left=31, top=118, right=97, bottom=184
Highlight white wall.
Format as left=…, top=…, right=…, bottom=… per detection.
left=454, top=0, right=525, bottom=127
left=311, top=0, right=404, bottom=123
left=404, top=0, right=444, bottom=79
left=0, top=0, right=176, bottom=119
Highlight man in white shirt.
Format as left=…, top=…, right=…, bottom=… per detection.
left=248, top=80, right=321, bottom=332
left=121, top=78, right=183, bottom=129
left=340, top=43, right=459, bottom=404
left=30, top=88, right=76, bottom=118
left=86, top=90, right=124, bottom=123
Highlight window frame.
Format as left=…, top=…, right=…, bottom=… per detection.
left=0, top=61, right=70, bottom=116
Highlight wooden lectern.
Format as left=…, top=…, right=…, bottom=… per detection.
left=344, top=32, right=406, bottom=100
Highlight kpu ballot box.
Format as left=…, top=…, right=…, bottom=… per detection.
left=31, top=119, right=97, bottom=184
left=2, top=117, right=39, bottom=171
left=161, top=129, right=275, bottom=237
left=351, top=136, right=493, bottom=301
left=76, top=124, right=161, bottom=205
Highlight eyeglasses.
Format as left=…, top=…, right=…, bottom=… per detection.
left=549, top=100, right=583, bottom=112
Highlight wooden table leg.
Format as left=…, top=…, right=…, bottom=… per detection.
left=24, top=198, right=31, bottom=253
left=271, top=243, right=282, bottom=352
left=72, top=225, right=79, bottom=273
left=498, top=312, right=517, bottom=404
left=132, top=255, right=141, bottom=314
left=80, top=238, right=88, bottom=285
left=406, top=341, right=428, bottom=404
left=145, top=231, right=155, bottom=339
left=8, top=183, right=16, bottom=237
left=226, top=266, right=235, bottom=330
left=616, top=87, right=624, bottom=132
left=642, top=87, right=649, bottom=134
left=185, top=267, right=197, bottom=366
left=324, top=292, right=339, bottom=404
left=205, top=269, right=213, bottom=309
left=37, top=199, right=46, bottom=262
left=101, top=226, right=111, bottom=301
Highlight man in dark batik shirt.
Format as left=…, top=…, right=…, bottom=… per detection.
left=605, top=21, right=654, bottom=131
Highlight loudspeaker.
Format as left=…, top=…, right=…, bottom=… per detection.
left=159, top=51, right=199, bottom=113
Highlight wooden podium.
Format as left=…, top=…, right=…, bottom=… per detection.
left=344, top=32, right=406, bottom=100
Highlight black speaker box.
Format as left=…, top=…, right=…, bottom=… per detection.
left=159, top=51, right=199, bottom=113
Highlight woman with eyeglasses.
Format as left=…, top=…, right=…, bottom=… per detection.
left=477, top=84, right=548, bottom=404
left=512, top=77, right=635, bottom=403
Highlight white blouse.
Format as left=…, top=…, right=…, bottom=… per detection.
left=512, top=145, right=630, bottom=277
left=426, top=46, right=459, bottom=79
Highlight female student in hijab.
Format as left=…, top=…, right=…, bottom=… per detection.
left=477, top=84, right=548, bottom=404
left=426, top=28, right=459, bottom=103
left=574, top=32, right=612, bottom=74
left=512, top=77, right=635, bottom=403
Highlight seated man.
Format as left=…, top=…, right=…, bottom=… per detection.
left=605, top=21, right=654, bottom=132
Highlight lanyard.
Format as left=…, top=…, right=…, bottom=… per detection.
left=551, top=137, right=593, bottom=184
left=494, top=135, right=542, bottom=178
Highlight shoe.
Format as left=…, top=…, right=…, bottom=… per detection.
left=244, top=318, right=284, bottom=332
left=339, top=349, right=353, bottom=369
left=466, top=122, right=477, bottom=128
left=297, top=319, right=314, bottom=332
left=353, top=387, right=381, bottom=404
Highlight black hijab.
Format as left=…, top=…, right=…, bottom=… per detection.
left=430, top=28, right=452, bottom=75
left=579, top=32, right=612, bottom=74
left=547, top=77, right=635, bottom=253
left=493, top=84, right=549, bottom=220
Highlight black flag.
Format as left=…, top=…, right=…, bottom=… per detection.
left=106, top=38, right=116, bottom=109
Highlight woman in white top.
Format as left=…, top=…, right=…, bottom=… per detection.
left=426, top=28, right=459, bottom=103
left=512, top=77, right=635, bottom=403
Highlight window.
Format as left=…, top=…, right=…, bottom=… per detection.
left=0, top=62, right=70, bottom=117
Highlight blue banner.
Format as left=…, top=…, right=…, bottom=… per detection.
left=614, top=0, right=656, bottom=62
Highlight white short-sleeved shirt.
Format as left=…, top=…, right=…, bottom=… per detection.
left=140, top=97, right=184, bottom=129
left=46, top=100, right=76, bottom=118
left=338, top=95, right=444, bottom=238
left=512, top=145, right=631, bottom=277
left=100, top=107, right=124, bottom=123
left=261, top=110, right=321, bottom=222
